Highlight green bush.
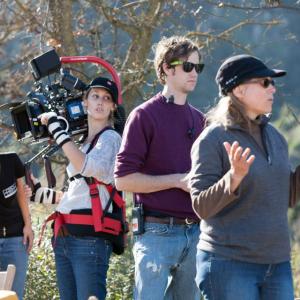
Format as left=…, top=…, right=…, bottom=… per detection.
left=106, top=236, right=134, bottom=300
left=292, top=243, right=300, bottom=297
left=24, top=218, right=59, bottom=300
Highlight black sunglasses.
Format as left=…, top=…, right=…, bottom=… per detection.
left=170, top=60, right=205, bottom=74
left=246, top=78, right=275, bottom=88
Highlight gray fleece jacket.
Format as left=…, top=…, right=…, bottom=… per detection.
left=190, top=121, right=291, bottom=264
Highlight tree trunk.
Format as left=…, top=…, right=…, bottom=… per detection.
left=49, top=0, right=79, bottom=56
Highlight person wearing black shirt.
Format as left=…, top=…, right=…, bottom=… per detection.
left=0, top=152, right=33, bottom=300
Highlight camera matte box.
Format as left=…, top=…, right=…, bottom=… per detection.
left=10, top=103, right=31, bottom=139
left=30, top=49, right=61, bottom=80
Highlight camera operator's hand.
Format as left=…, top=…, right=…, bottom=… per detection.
left=40, top=112, right=71, bottom=147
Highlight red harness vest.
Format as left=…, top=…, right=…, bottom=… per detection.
left=39, top=127, right=128, bottom=254
left=44, top=181, right=125, bottom=237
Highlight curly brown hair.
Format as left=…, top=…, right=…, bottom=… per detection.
left=153, top=36, right=201, bottom=85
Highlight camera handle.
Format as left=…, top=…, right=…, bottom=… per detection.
left=60, top=56, right=123, bottom=105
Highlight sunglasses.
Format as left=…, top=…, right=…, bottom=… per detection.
left=170, top=60, right=205, bottom=74
left=245, top=78, right=275, bottom=88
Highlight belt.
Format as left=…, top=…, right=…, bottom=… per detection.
left=0, top=224, right=23, bottom=238
left=144, top=216, right=199, bottom=225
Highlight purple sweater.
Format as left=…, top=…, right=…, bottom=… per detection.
left=115, top=93, right=205, bottom=219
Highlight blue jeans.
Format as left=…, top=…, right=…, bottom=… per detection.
left=133, top=222, right=200, bottom=300
left=53, top=236, right=112, bottom=300
left=196, top=249, right=294, bottom=300
left=0, top=236, right=28, bottom=300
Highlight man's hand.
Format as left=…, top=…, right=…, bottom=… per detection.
left=23, top=224, right=34, bottom=253
left=175, top=173, right=190, bottom=193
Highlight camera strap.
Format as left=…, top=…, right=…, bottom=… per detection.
left=87, top=125, right=114, bottom=152
left=44, top=157, right=56, bottom=188
left=42, top=144, right=60, bottom=188
left=68, top=126, right=114, bottom=183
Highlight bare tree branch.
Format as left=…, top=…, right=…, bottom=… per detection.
left=188, top=19, right=282, bottom=52
left=205, top=0, right=300, bottom=12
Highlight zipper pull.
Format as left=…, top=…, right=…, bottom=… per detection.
left=3, top=226, right=6, bottom=237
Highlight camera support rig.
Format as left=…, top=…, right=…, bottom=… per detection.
left=24, top=54, right=123, bottom=190
left=60, top=55, right=123, bottom=105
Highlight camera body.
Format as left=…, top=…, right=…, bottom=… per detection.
left=11, top=49, right=88, bottom=143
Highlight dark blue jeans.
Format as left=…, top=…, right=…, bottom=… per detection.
left=196, top=249, right=294, bottom=300
left=0, top=236, right=28, bottom=300
left=53, top=236, right=112, bottom=300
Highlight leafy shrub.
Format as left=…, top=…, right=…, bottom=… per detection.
left=292, top=242, right=300, bottom=297
left=106, top=236, right=134, bottom=300
left=24, top=218, right=59, bottom=300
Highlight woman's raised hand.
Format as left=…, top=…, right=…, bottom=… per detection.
left=223, top=141, right=255, bottom=192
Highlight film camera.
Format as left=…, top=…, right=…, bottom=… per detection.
left=11, top=49, right=88, bottom=143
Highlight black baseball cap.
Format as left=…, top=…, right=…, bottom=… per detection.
left=216, top=54, right=286, bottom=96
left=88, top=77, right=118, bottom=104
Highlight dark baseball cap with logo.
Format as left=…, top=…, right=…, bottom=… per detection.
left=216, top=54, right=286, bottom=96
left=88, top=77, right=118, bottom=104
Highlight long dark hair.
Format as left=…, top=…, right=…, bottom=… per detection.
left=206, top=93, right=252, bottom=130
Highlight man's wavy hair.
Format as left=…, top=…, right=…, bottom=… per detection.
left=154, top=36, right=201, bottom=85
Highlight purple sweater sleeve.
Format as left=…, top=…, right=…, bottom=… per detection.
left=114, top=108, right=153, bottom=177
